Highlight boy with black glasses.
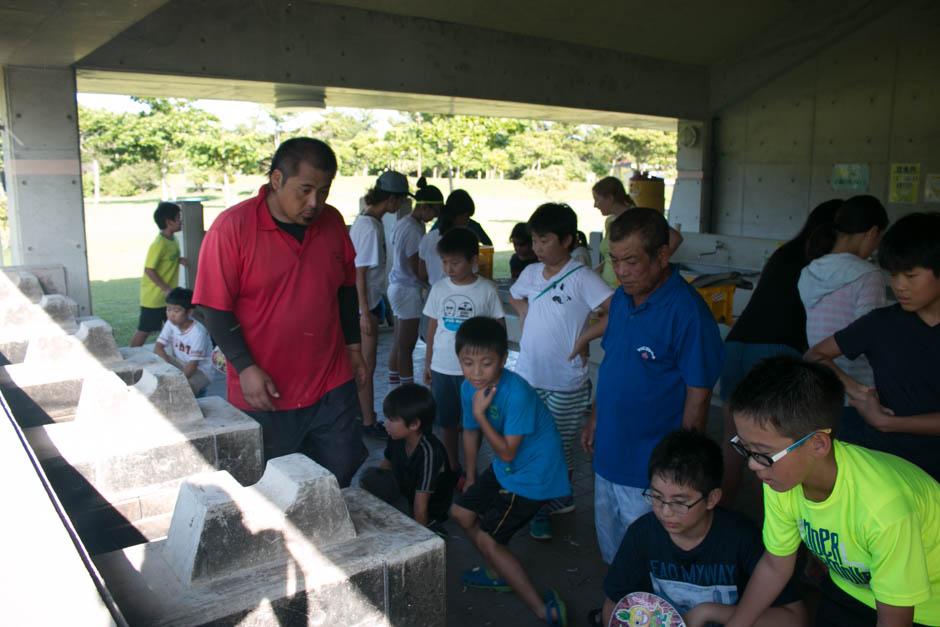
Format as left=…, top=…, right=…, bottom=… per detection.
left=596, top=430, right=805, bottom=627
left=725, top=355, right=940, bottom=627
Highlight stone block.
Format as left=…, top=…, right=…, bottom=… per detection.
left=1, top=270, right=44, bottom=303
left=93, top=464, right=445, bottom=626
left=164, top=455, right=356, bottom=584
left=76, top=364, right=202, bottom=424
left=25, top=317, right=122, bottom=366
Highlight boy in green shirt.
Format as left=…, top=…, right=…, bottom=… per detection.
left=131, top=202, right=187, bottom=347
left=720, top=355, right=940, bottom=627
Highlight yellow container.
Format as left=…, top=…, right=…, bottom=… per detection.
left=629, top=179, right=665, bottom=211
left=693, top=283, right=735, bottom=325
left=477, top=245, right=494, bottom=279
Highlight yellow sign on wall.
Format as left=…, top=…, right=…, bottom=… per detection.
left=889, top=163, right=920, bottom=203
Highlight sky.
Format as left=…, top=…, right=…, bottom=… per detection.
left=75, top=93, right=401, bottom=135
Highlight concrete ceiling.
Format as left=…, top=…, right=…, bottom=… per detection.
left=1, top=0, right=805, bottom=68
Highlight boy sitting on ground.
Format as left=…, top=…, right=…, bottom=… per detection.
left=154, top=287, right=213, bottom=396
left=724, top=355, right=940, bottom=627
left=598, top=430, right=806, bottom=627
left=806, top=211, right=940, bottom=481
left=451, top=316, right=570, bottom=626
left=358, top=384, right=453, bottom=536
left=422, top=227, right=505, bottom=478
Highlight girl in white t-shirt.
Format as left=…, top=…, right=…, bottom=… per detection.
left=387, top=177, right=441, bottom=387
left=349, top=172, right=408, bottom=438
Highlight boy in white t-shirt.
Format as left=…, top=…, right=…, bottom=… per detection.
left=155, top=287, right=214, bottom=396
left=350, top=173, right=408, bottom=439
left=509, top=203, right=613, bottom=540
left=423, top=227, right=505, bottom=474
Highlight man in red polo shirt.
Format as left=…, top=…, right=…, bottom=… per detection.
left=194, top=138, right=367, bottom=486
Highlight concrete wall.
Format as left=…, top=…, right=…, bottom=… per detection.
left=711, top=1, right=940, bottom=238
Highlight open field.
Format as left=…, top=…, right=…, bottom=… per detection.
left=79, top=175, right=670, bottom=344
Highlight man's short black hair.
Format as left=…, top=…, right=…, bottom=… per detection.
left=878, top=212, right=940, bottom=276
left=437, top=227, right=479, bottom=262
left=648, top=430, right=723, bottom=496
left=509, top=222, right=531, bottom=245
left=729, top=355, right=843, bottom=440
left=608, top=208, right=669, bottom=258
left=527, top=203, right=577, bottom=245
left=383, top=384, right=436, bottom=435
left=268, top=137, right=338, bottom=179
left=165, top=287, right=194, bottom=310
left=153, top=202, right=180, bottom=229
left=454, top=316, right=507, bottom=358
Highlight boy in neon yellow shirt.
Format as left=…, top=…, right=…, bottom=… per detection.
left=720, top=356, right=940, bottom=627
left=131, top=202, right=187, bottom=347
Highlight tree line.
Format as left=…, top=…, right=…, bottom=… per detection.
left=77, top=98, right=678, bottom=198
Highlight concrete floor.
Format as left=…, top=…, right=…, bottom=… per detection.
left=356, top=327, right=767, bottom=627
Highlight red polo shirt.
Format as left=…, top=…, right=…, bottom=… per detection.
left=193, top=185, right=356, bottom=411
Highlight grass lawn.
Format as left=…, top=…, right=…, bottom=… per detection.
left=82, top=175, right=671, bottom=342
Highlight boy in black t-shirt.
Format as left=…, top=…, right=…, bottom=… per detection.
left=596, top=430, right=806, bottom=627
left=359, top=384, right=453, bottom=535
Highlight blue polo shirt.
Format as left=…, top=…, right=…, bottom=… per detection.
left=595, top=265, right=724, bottom=487
left=462, top=369, right=570, bottom=501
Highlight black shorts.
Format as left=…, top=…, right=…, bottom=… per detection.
left=138, top=306, right=166, bottom=333
left=454, top=466, right=542, bottom=544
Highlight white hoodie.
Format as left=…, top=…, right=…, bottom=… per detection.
left=798, top=252, right=886, bottom=388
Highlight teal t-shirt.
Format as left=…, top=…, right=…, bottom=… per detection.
left=461, top=369, right=570, bottom=501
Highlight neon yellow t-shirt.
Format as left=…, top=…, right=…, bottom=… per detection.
left=598, top=215, right=618, bottom=289
left=139, top=233, right=181, bottom=308
left=763, top=440, right=940, bottom=625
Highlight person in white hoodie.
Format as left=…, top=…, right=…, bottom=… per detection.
left=798, top=195, right=889, bottom=388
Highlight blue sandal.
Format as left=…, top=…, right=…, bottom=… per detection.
left=544, top=588, right=567, bottom=626
left=460, top=566, right=512, bottom=592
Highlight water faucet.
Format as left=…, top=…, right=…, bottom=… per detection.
left=698, top=240, right=726, bottom=259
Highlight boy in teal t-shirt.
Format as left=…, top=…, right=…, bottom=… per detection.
left=450, top=316, right=570, bottom=626
left=722, top=355, right=940, bottom=627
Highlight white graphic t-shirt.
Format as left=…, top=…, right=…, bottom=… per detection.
left=509, top=259, right=613, bottom=391
left=423, top=276, right=505, bottom=375
left=156, top=318, right=215, bottom=380
left=349, top=213, right=387, bottom=310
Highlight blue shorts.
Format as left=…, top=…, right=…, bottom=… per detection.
left=719, top=341, right=800, bottom=402
left=431, top=371, right=464, bottom=428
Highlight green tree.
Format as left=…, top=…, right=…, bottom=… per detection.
left=187, top=123, right=268, bottom=207
left=610, top=128, right=677, bottom=175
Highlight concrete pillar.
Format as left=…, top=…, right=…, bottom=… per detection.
left=668, top=120, right=712, bottom=234
left=0, top=65, right=90, bottom=315
left=176, top=200, right=204, bottom=289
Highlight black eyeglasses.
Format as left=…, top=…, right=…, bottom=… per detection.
left=642, top=489, right=705, bottom=515
left=729, top=429, right=832, bottom=467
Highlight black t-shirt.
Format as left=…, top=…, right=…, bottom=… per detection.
left=725, top=241, right=809, bottom=351
left=604, top=508, right=800, bottom=616
left=384, top=433, right=453, bottom=522
left=835, top=304, right=940, bottom=479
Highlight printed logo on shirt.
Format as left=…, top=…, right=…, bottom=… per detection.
left=442, top=295, right=475, bottom=331
left=799, top=519, right=871, bottom=585
left=486, top=405, right=502, bottom=428
left=551, top=280, right=573, bottom=304
left=637, top=346, right=656, bottom=360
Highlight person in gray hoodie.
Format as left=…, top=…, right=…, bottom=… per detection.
left=798, top=195, right=889, bottom=388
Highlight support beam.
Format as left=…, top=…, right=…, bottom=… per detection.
left=1, top=66, right=91, bottom=315
left=669, top=120, right=712, bottom=233
left=78, top=0, right=707, bottom=122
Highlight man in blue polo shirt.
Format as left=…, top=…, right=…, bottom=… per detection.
left=581, top=208, right=724, bottom=565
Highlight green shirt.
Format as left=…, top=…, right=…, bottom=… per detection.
left=140, top=233, right=180, bottom=308
left=763, top=440, right=940, bottom=624
left=599, top=215, right=618, bottom=289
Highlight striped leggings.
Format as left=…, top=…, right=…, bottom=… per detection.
left=536, top=380, right=593, bottom=471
